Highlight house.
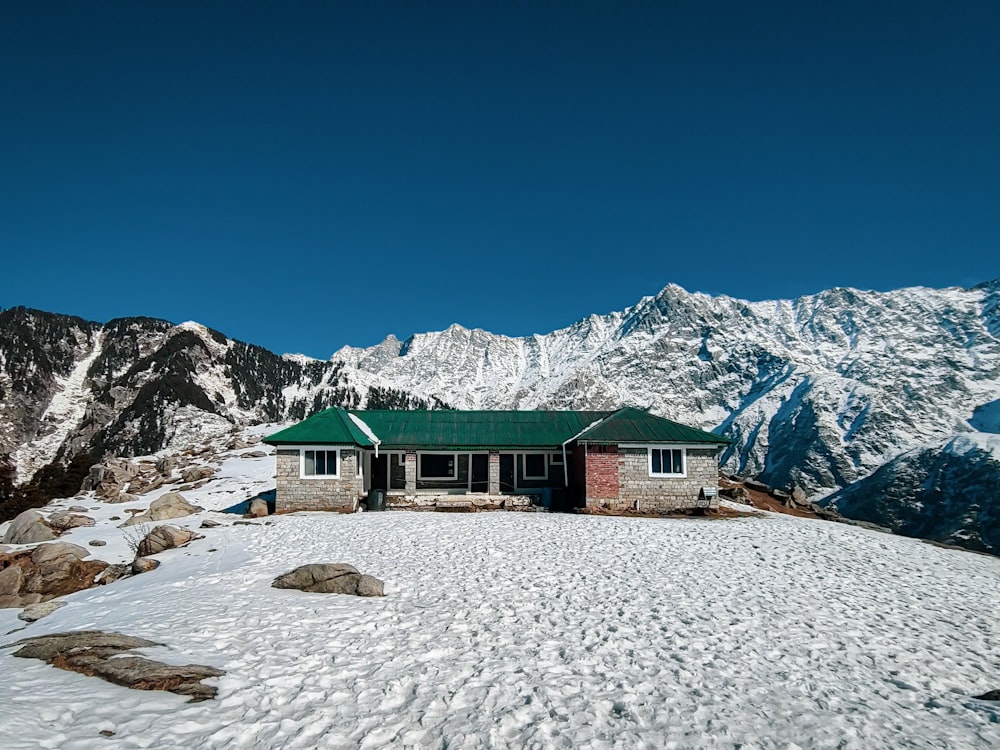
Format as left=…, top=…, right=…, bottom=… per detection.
left=262, top=407, right=730, bottom=513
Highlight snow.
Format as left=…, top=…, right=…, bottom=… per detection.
left=2, top=457, right=998, bottom=748
left=12, top=332, right=103, bottom=483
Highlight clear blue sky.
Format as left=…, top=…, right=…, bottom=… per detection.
left=2, top=1, right=997, bottom=358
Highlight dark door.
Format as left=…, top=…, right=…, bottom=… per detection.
left=471, top=454, right=488, bottom=493
left=499, top=454, right=515, bottom=492
left=371, top=454, right=388, bottom=491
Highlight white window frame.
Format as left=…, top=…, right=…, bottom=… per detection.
left=521, top=452, right=548, bottom=480
left=646, top=445, right=687, bottom=478
left=299, top=446, right=343, bottom=479
left=550, top=452, right=564, bottom=465
left=418, top=452, right=458, bottom=480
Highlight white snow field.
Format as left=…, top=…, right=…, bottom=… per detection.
left=2, top=504, right=998, bottom=749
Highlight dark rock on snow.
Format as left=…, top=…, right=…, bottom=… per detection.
left=8, top=630, right=224, bottom=702
left=134, top=525, right=200, bottom=557
left=0, top=542, right=108, bottom=608
left=272, top=563, right=385, bottom=597
left=18, top=601, right=65, bottom=622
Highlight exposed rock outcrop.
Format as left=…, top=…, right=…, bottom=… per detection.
left=0, top=542, right=108, bottom=608
left=272, top=563, right=385, bottom=597
left=18, top=601, right=65, bottom=622
left=124, top=492, right=203, bottom=526
left=134, top=525, right=200, bottom=557
left=8, top=631, right=223, bottom=702
left=47, top=512, right=95, bottom=531
left=2, top=510, right=57, bottom=545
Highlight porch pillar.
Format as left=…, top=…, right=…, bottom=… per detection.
left=405, top=451, right=417, bottom=496
left=488, top=450, right=500, bottom=495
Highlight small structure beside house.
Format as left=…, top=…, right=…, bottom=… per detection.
left=263, top=407, right=729, bottom=513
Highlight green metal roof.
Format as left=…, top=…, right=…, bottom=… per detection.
left=263, top=408, right=375, bottom=446
left=350, top=409, right=610, bottom=449
left=574, top=406, right=730, bottom=445
left=263, top=407, right=729, bottom=448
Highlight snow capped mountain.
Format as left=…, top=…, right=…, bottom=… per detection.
left=333, top=282, right=1000, bottom=491
left=2, top=279, right=998, bottom=552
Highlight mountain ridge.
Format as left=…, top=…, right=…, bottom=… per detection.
left=2, top=278, right=999, bottom=552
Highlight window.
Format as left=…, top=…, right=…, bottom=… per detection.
left=419, top=453, right=456, bottom=479
left=649, top=447, right=685, bottom=477
left=302, top=449, right=339, bottom=478
left=523, top=453, right=547, bottom=479
left=550, top=453, right=564, bottom=465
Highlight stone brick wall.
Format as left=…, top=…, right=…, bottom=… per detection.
left=275, top=448, right=362, bottom=512
left=616, top=446, right=719, bottom=512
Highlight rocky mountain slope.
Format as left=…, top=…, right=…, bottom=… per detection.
left=0, top=308, right=440, bottom=487
left=2, top=279, right=999, bottom=552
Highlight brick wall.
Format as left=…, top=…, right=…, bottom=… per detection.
left=584, top=445, right=619, bottom=503
left=275, top=448, right=362, bottom=512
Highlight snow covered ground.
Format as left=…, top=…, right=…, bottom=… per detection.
left=1, top=452, right=999, bottom=749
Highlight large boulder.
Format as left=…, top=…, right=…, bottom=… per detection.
left=11, top=631, right=224, bottom=702
left=135, top=525, right=201, bottom=557
left=2, top=510, right=57, bottom=545
left=48, top=512, right=95, bottom=532
left=247, top=498, right=268, bottom=518
left=0, top=542, right=108, bottom=608
left=272, top=563, right=385, bottom=597
left=18, top=601, right=65, bottom=622
left=181, top=466, right=214, bottom=484
left=124, top=492, right=203, bottom=526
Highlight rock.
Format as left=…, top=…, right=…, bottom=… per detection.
left=720, top=486, right=751, bottom=504
left=181, top=466, right=214, bottom=484
left=18, top=601, right=65, bottom=622
left=2, top=510, right=57, bottom=545
left=11, top=630, right=224, bottom=702
left=247, top=498, right=268, bottom=518
left=31, top=542, right=89, bottom=565
left=744, top=478, right=771, bottom=493
left=973, top=689, right=1000, bottom=701
left=88, top=539, right=107, bottom=547
left=355, top=574, right=385, bottom=597
left=0, top=543, right=108, bottom=608
left=791, top=486, right=809, bottom=506
left=200, top=519, right=222, bottom=528
left=155, top=456, right=176, bottom=477
left=96, top=564, right=132, bottom=585
left=68, top=505, right=89, bottom=513
left=234, top=520, right=260, bottom=526
left=48, top=512, right=95, bottom=531
left=243, top=450, right=267, bottom=458
left=272, top=564, right=385, bottom=597
left=129, top=475, right=165, bottom=495
left=135, top=525, right=200, bottom=557
left=771, top=488, right=791, bottom=501
left=131, top=557, right=161, bottom=574
left=125, top=492, right=203, bottom=526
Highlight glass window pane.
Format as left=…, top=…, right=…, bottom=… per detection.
left=672, top=450, right=683, bottom=474
left=651, top=449, right=662, bottom=474
left=305, top=450, right=316, bottom=475
left=421, top=454, right=454, bottom=478
left=525, top=454, right=546, bottom=477
left=327, top=450, right=337, bottom=476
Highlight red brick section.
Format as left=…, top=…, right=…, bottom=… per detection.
left=585, top=445, right=619, bottom=500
